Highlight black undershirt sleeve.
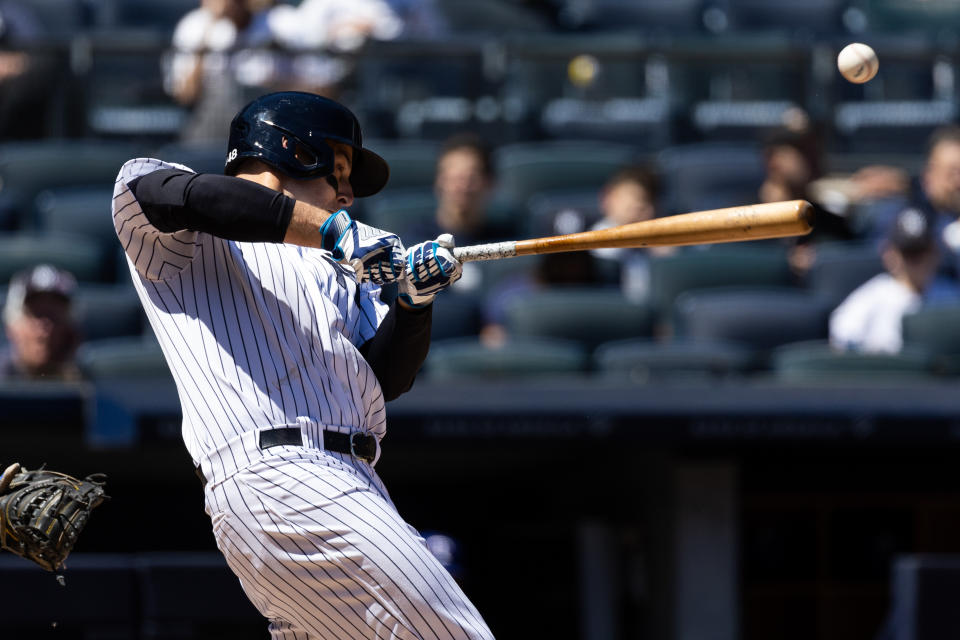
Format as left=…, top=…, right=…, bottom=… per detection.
left=129, top=169, right=295, bottom=243
left=359, top=302, right=432, bottom=402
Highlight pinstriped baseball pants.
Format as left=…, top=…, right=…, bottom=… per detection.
left=204, top=450, right=494, bottom=640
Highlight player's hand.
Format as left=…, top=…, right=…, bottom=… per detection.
left=319, top=209, right=405, bottom=284
left=399, top=234, right=462, bottom=307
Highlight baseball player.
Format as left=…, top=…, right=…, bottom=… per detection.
left=112, top=91, right=493, bottom=639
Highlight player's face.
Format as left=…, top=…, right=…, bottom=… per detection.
left=925, top=141, right=960, bottom=213
left=281, top=141, right=354, bottom=211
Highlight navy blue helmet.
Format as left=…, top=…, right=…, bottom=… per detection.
left=225, top=91, right=389, bottom=198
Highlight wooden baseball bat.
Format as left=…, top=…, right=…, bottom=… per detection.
left=452, top=200, right=814, bottom=262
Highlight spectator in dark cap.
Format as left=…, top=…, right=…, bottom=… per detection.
left=1, top=264, right=83, bottom=381
left=829, top=207, right=958, bottom=354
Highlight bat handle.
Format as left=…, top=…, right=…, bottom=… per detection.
left=452, top=241, right=518, bottom=263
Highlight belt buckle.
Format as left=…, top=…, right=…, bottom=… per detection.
left=349, top=432, right=364, bottom=459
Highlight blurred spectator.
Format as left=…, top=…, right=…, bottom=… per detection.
left=401, top=133, right=510, bottom=244
left=758, top=123, right=856, bottom=280
left=165, top=0, right=278, bottom=143
left=270, top=0, right=403, bottom=51
left=861, top=125, right=960, bottom=280
left=0, top=264, right=83, bottom=381
left=267, top=0, right=404, bottom=98
left=0, top=0, right=58, bottom=140
left=590, top=165, right=671, bottom=302
left=400, top=133, right=515, bottom=293
left=829, top=207, right=959, bottom=354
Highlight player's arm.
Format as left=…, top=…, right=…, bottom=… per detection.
left=129, top=169, right=404, bottom=282
left=359, top=302, right=432, bottom=401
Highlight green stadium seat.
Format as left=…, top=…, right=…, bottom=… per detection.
left=0, top=140, right=141, bottom=229
left=35, top=186, right=116, bottom=247
left=862, top=0, right=960, bottom=38
left=492, top=141, right=638, bottom=207
left=594, top=338, right=756, bottom=382
left=77, top=335, right=170, bottom=380
left=649, top=246, right=793, bottom=323
left=430, top=292, right=483, bottom=341
left=0, top=232, right=110, bottom=283
left=902, top=305, right=960, bottom=374
left=725, top=0, right=847, bottom=35
left=74, top=284, right=145, bottom=342
left=771, top=340, right=936, bottom=382
left=902, top=306, right=960, bottom=354
left=150, top=143, right=226, bottom=175
left=674, top=287, right=830, bottom=354
left=425, top=336, right=587, bottom=379
left=504, top=287, right=655, bottom=351
left=362, top=189, right=437, bottom=242
left=655, top=143, right=766, bottom=216
left=808, top=241, right=884, bottom=309
left=363, top=139, right=442, bottom=190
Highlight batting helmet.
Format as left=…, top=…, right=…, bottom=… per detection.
left=224, top=91, right=389, bottom=198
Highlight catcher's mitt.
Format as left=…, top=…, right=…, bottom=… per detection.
left=0, top=462, right=107, bottom=572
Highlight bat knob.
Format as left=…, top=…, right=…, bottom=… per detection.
left=436, top=233, right=456, bottom=250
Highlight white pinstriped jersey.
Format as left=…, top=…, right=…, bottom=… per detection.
left=112, top=158, right=390, bottom=477
left=112, top=157, right=494, bottom=639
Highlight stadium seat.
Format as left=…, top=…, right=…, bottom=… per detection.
left=655, top=143, right=765, bottom=215
left=674, top=288, right=831, bottom=355
left=540, top=97, right=673, bottom=150
left=77, top=334, right=169, bottom=380
left=93, top=0, right=199, bottom=35
left=724, top=0, right=849, bottom=36
left=430, top=291, right=483, bottom=341
left=436, top=0, right=553, bottom=33
left=362, top=189, right=437, bottom=242
left=74, top=284, right=145, bottom=342
left=492, top=141, right=638, bottom=208
left=524, top=188, right=603, bottom=238
left=504, top=287, right=655, bottom=351
left=19, top=0, right=90, bottom=38
left=902, top=306, right=960, bottom=374
left=649, top=246, right=793, bottom=323
left=554, top=0, right=708, bottom=33
left=861, top=0, right=960, bottom=40
left=593, top=338, right=756, bottom=382
left=150, top=142, right=227, bottom=175
left=771, top=340, right=935, bottom=382
left=363, top=139, right=442, bottom=191
left=0, top=232, right=110, bottom=283
left=35, top=185, right=117, bottom=250
left=0, top=140, right=141, bottom=229
left=808, top=241, right=884, bottom=309
left=425, top=336, right=588, bottom=379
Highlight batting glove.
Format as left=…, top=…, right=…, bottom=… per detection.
left=319, top=209, right=405, bottom=284
left=399, top=234, right=463, bottom=307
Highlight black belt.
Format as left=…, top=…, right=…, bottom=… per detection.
left=259, top=427, right=378, bottom=463
left=195, top=427, right=377, bottom=486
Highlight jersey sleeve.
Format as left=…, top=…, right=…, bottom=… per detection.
left=112, top=157, right=201, bottom=282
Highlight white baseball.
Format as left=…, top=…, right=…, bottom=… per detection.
left=837, top=43, right=879, bottom=84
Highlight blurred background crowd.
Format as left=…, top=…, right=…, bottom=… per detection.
left=3, top=1, right=960, bottom=640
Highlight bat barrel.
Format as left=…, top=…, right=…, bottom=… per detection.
left=452, top=200, right=814, bottom=262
